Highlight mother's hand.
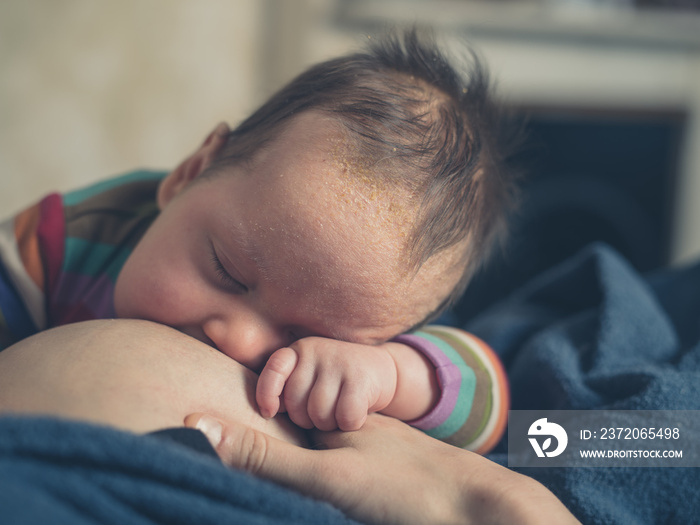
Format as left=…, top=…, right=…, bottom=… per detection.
left=186, top=412, right=581, bottom=525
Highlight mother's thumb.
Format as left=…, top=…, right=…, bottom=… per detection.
left=183, top=413, right=315, bottom=484
left=187, top=413, right=224, bottom=448
left=185, top=414, right=378, bottom=524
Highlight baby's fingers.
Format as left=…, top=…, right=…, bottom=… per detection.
left=256, top=347, right=298, bottom=419
left=307, top=376, right=342, bottom=431
left=282, top=365, right=315, bottom=430
left=335, top=383, right=369, bottom=431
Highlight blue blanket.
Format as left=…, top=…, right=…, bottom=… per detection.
left=0, top=417, right=358, bottom=525
left=467, top=243, right=700, bottom=525
left=0, top=243, right=697, bottom=524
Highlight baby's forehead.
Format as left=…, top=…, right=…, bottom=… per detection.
left=257, top=114, right=419, bottom=249
left=323, top=136, right=421, bottom=254
left=228, top=112, right=456, bottom=324
left=266, top=110, right=413, bottom=193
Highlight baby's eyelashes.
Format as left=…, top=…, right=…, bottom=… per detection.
left=208, top=241, right=249, bottom=294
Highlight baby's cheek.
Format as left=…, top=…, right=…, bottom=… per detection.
left=144, top=278, right=193, bottom=323
left=114, top=260, right=180, bottom=322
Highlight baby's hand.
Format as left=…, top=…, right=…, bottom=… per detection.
left=256, top=338, right=398, bottom=431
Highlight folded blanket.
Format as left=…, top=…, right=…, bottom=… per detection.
left=0, top=416, right=358, bottom=525
left=470, top=243, right=700, bottom=525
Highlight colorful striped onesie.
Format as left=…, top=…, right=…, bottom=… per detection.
left=0, top=171, right=509, bottom=453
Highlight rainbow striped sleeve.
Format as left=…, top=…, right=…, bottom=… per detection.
left=0, top=171, right=165, bottom=350
left=394, top=326, right=509, bottom=454
left=48, top=171, right=163, bottom=326
left=0, top=197, right=60, bottom=350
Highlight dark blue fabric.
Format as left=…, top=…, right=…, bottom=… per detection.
left=0, top=416, right=357, bottom=525
left=470, top=243, right=700, bottom=525
left=0, top=258, right=37, bottom=345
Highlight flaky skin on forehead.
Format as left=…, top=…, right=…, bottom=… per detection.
left=210, top=28, right=520, bottom=321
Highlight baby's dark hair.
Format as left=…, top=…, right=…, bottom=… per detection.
left=212, top=28, right=519, bottom=319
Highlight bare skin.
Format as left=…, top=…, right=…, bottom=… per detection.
left=0, top=319, right=303, bottom=445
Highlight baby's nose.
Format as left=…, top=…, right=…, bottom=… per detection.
left=203, top=317, right=285, bottom=372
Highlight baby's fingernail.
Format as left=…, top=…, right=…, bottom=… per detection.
left=195, top=415, right=223, bottom=447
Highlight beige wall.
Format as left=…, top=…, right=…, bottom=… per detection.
left=3, top=0, right=700, bottom=263
left=0, top=0, right=264, bottom=216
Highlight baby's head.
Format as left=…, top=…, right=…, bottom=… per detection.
left=212, top=29, right=516, bottom=317
left=114, top=29, right=516, bottom=369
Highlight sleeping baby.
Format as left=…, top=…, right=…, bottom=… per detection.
left=0, top=29, right=516, bottom=451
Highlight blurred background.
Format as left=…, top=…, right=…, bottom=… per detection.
left=2, top=0, right=700, bottom=316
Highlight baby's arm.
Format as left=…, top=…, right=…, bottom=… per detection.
left=393, top=327, right=510, bottom=453
left=256, top=326, right=509, bottom=453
